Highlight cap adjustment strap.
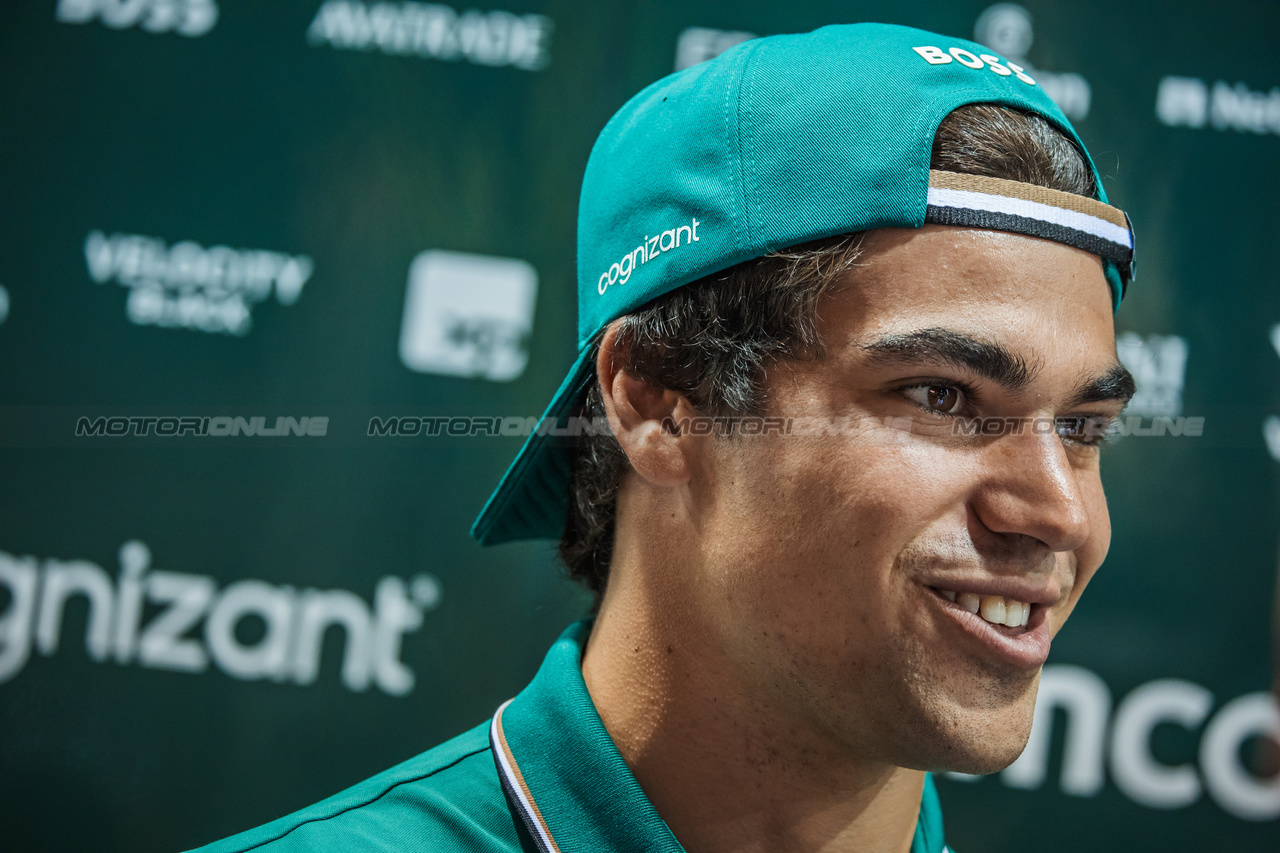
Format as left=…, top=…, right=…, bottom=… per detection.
left=925, top=170, right=1134, bottom=282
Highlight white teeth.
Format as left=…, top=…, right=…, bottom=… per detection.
left=979, top=596, right=1006, bottom=625
left=944, top=591, right=1032, bottom=628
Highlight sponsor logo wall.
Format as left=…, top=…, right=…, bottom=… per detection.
left=56, top=0, right=219, bottom=37
left=948, top=665, right=1280, bottom=822
left=398, top=249, right=538, bottom=381
left=0, top=542, right=440, bottom=695
left=84, top=231, right=313, bottom=336
left=1, top=2, right=1277, bottom=851
left=1157, top=75, right=1280, bottom=135
left=305, top=0, right=552, bottom=68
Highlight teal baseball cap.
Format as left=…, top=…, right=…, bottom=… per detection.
left=472, top=22, right=1135, bottom=546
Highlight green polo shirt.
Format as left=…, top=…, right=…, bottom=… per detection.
left=190, top=621, right=950, bottom=853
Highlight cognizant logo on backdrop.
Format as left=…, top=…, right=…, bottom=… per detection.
left=0, top=542, right=441, bottom=697
left=945, top=665, right=1280, bottom=823
left=84, top=231, right=313, bottom=336
left=56, top=0, right=218, bottom=37
left=307, top=1, right=553, bottom=70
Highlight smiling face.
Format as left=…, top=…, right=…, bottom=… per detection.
left=681, top=225, right=1133, bottom=774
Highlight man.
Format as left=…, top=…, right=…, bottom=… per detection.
left=193, top=22, right=1135, bottom=853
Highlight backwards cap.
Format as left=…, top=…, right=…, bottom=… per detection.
left=472, top=22, right=1134, bottom=546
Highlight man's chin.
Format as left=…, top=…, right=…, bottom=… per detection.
left=910, top=685, right=1039, bottom=775
left=901, top=720, right=1033, bottom=776
left=937, top=742, right=1030, bottom=777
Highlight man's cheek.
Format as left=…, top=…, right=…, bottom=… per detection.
left=1046, top=478, right=1111, bottom=637
left=1048, top=557, right=1094, bottom=638
left=1081, top=477, right=1113, bottom=566
left=1048, top=599, right=1077, bottom=639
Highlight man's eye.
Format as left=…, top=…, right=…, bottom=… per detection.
left=903, top=384, right=965, bottom=415
left=1055, top=415, right=1113, bottom=446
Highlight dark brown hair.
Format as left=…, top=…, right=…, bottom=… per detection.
left=559, top=104, right=1097, bottom=604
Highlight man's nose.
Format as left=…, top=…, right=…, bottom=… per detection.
left=970, top=427, right=1092, bottom=553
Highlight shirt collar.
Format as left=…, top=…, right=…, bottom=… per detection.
left=489, top=620, right=948, bottom=853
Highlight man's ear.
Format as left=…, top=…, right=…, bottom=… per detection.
left=596, top=323, right=693, bottom=489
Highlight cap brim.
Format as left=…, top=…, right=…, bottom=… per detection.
left=471, top=345, right=597, bottom=545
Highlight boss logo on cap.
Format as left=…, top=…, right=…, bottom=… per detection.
left=912, top=45, right=1035, bottom=85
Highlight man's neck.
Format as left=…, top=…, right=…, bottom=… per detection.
left=581, top=560, right=925, bottom=853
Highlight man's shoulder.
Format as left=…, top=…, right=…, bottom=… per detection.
left=188, top=720, right=523, bottom=853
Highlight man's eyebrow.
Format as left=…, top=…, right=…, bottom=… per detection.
left=860, top=328, right=1039, bottom=393
left=1066, top=363, right=1137, bottom=408
left=859, top=328, right=1137, bottom=407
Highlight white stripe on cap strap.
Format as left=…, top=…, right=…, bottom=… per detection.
left=924, top=169, right=1134, bottom=277
left=490, top=699, right=562, bottom=853
left=927, top=186, right=1132, bottom=247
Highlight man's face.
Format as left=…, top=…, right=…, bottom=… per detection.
left=682, top=225, right=1131, bottom=774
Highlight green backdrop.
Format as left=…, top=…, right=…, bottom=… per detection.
left=1, top=1, right=1278, bottom=850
